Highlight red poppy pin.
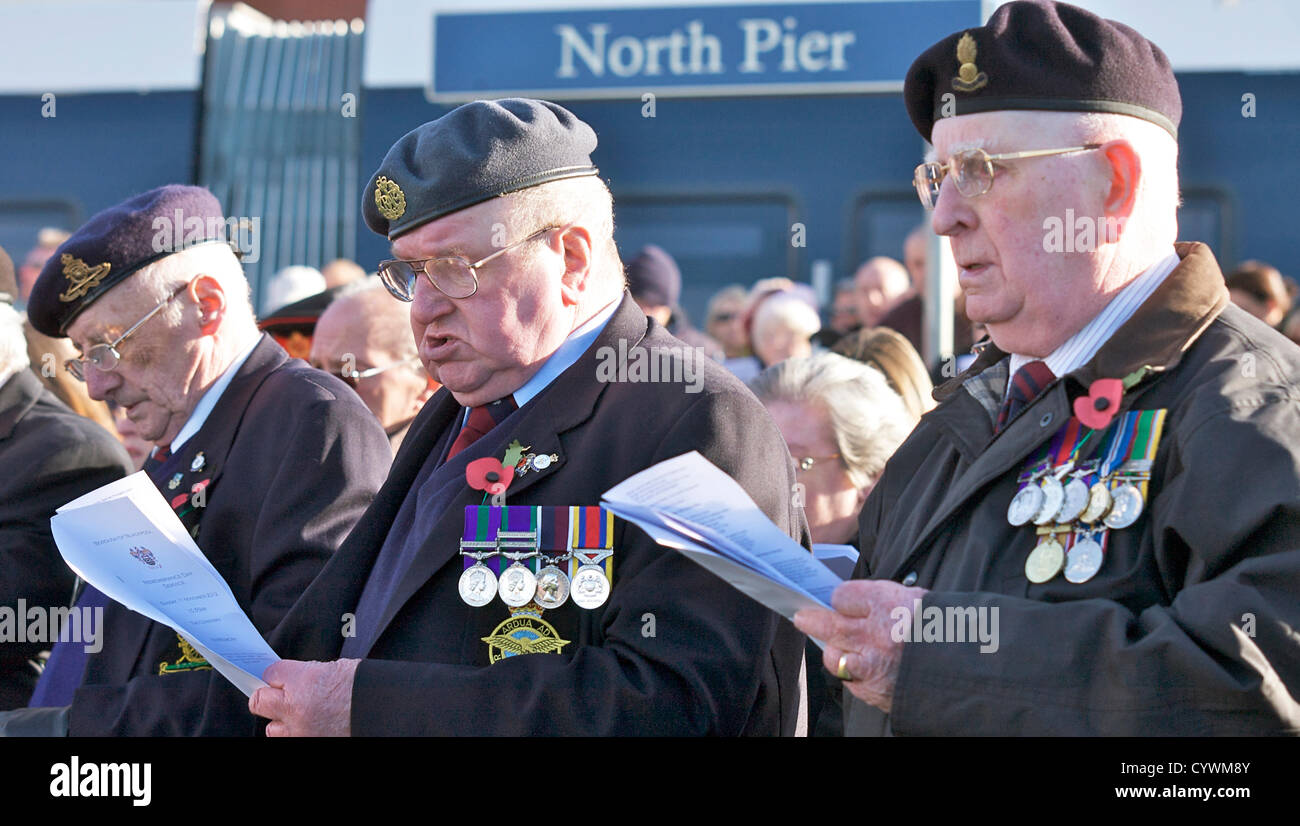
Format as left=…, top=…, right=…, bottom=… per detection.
left=466, top=457, right=513, bottom=496
left=1074, top=378, right=1123, bottom=430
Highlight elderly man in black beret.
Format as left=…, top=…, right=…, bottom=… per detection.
left=796, top=0, right=1300, bottom=734
left=250, top=98, right=806, bottom=736
left=1, top=186, right=389, bottom=735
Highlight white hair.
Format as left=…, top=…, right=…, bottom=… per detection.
left=497, top=176, right=625, bottom=300
left=0, top=303, right=30, bottom=382
left=750, top=351, right=913, bottom=489
left=132, top=241, right=257, bottom=334
left=753, top=292, right=822, bottom=340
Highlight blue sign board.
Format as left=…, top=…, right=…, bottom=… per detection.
left=431, top=1, right=982, bottom=101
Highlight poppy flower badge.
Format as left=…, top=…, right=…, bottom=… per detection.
left=466, top=457, right=513, bottom=496
left=1074, top=378, right=1123, bottom=430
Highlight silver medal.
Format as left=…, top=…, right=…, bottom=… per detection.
left=534, top=564, right=571, bottom=609
left=571, top=563, right=611, bottom=609
left=1103, top=483, right=1144, bottom=529
left=1064, top=535, right=1105, bottom=583
left=498, top=562, right=537, bottom=607
left=458, top=563, right=497, bottom=607
left=1007, top=484, right=1045, bottom=526
left=1032, top=476, right=1065, bottom=525
left=1055, top=477, right=1091, bottom=524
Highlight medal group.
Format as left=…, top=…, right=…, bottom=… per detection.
left=458, top=505, right=615, bottom=611
left=1008, top=409, right=1167, bottom=584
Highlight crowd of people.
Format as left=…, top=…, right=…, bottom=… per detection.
left=0, top=0, right=1297, bottom=737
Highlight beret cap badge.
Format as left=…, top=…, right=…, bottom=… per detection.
left=374, top=176, right=407, bottom=221
left=57, top=254, right=112, bottom=303
left=952, top=33, right=988, bottom=93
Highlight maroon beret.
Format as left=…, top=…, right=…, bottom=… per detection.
left=904, top=0, right=1181, bottom=142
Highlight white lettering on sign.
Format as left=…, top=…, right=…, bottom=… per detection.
left=555, top=18, right=854, bottom=80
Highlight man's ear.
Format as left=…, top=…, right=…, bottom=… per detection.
left=556, top=225, right=595, bottom=307
left=1100, top=139, right=1141, bottom=244
left=189, top=274, right=227, bottom=335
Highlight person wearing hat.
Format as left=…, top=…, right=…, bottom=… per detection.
left=0, top=186, right=389, bottom=735
left=249, top=98, right=806, bottom=736
left=0, top=246, right=133, bottom=712
left=795, top=0, right=1300, bottom=734
left=625, top=244, right=723, bottom=361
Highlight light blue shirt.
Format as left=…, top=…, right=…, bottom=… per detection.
left=170, top=336, right=261, bottom=451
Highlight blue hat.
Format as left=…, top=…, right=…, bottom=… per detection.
left=363, top=98, right=600, bottom=240
left=625, top=245, right=681, bottom=309
left=28, top=185, right=232, bottom=336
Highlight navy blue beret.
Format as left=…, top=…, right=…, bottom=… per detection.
left=904, top=0, right=1181, bottom=142
left=28, top=185, right=232, bottom=336
left=363, top=98, right=600, bottom=240
left=625, top=245, right=681, bottom=309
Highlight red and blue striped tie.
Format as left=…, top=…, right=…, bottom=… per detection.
left=996, top=360, right=1056, bottom=432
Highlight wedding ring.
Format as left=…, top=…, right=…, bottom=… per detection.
left=836, top=653, right=854, bottom=682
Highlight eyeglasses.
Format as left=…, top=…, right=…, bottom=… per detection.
left=913, top=144, right=1103, bottom=209
left=64, top=282, right=190, bottom=382
left=796, top=454, right=841, bottom=472
left=337, top=356, right=422, bottom=389
left=377, top=225, right=564, bottom=302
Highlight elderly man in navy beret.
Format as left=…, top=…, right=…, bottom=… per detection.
left=795, top=0, right=1300, bottom=735
left=0, top=186, right=389, bottom=735
left=250, top=98, right=806, bottom=736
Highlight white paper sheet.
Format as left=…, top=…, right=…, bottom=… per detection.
left=601, top=451, right=845, bottom=621
left=50, top=472, right=278, bottom=695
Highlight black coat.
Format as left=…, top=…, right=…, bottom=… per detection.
left=271, top=294, right=808, bottom=735
left=67, top=335, right=390, bottom=735
left=0, top=370, right=132, bottom=709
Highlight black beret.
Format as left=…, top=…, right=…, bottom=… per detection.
left=625, top=245, right=681, bottom=309
left=28, top=185, right=233, bottom=336
left=257, top=285, right=347, bottom=337
left=904, top=0, right=1181, bottom=142
left=363, top=98, right=600, bottom=240
left=0, top=245, right=14, bottom=305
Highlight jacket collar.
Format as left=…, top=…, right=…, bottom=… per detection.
left=935, top=242, right=1229, bottom=401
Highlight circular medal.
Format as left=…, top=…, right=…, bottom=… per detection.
left=1007, top=484, right=1045, bottom=526
left=534, top=564, right=571, bottom=609
left=458, top=563, right=497, bottom=607
left=498, top=563, right=537, bottom=608
left=532, top=454, right=553, bottom=470
left=571, top=564, right=611, bottom=609
left=1103, top=483, right=1145, bottom=530
left=1032, top=476, right=1065, bottom=525
left=1079, top=481, right=1113, bottom=524
left=1064, top=536, right=1105, bottom=583
left=1055, top=477, right=1090, bottom=524
left=1025, top=537, right=1065, bottom=584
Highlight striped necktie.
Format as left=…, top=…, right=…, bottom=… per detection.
left=996, top=360, right=1056, bottom=432
left=446, top=397, right=517, bottom=461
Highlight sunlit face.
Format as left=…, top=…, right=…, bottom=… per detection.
left=764, top=399, right=865, bottom=545
left=392, top=198, right=576, bottom=408
left=929, top=111, right=1113, bottom=357
left=66, top=281, right=202, bottom=445
left=311, top=307, right=429, bottom=432
left=854, top=266, right=894, bottom=327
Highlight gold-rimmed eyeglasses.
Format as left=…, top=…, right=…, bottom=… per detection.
left=64, top=281, right=191, bottom=382
left=913, top=144, right=1104, bottom=209
left=337, top=355, right=422, bottom=388
left=797, top=454, right=841, bottom=472
left=377, top=224, right=565, bottom=302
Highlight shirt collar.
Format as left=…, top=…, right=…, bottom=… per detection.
left=1009, top=249, right=1180, bottom=383
left=170, top=337, right=260, bottom=452
left=509, top=296, right=621, bottom=409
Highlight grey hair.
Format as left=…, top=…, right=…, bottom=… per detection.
left=750, top=352, right=913, bottom=489
left=131, top=242, right=257, bottom=334
left=0, top=303, right=30, bottom=380
left=753, top=291, right=821, bottom=339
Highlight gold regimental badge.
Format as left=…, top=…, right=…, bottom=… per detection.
left=374, top=175, right=407, bottom=221
left=952, top=32, right=988, bottom=92
left=158, top=634, right=212, bottom=675
left=57, top=254, right=112, bottom=302
left=482, top=604, right=570, bottom=664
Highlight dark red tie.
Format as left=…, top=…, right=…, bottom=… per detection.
left=446, top=398, right=517, bottom=460
left=996, top=360, right=1056, bottom=432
